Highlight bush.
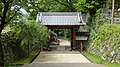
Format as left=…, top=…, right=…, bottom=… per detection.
left=12, top=19, right=50, bottom=52
left=88, top=24, right=120, bottom=64
left=1, top=19, right=50, bottom=63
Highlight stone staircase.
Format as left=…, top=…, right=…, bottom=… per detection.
left=50, top=45, right=71, bottom=51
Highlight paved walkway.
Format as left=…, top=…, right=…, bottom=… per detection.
left=22, top=51, right=108, bottom=67
left=58, top=39, right=70, bottom=46
left=21, top=39, right=108, bottom=67
left=33, top=51, right=90, bottom=63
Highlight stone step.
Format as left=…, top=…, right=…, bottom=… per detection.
left=49, top=45, right=71, bottom=51
left=22, top=63, right=108, bottom=67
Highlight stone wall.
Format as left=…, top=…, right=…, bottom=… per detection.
left=2, top=44, right=27, bottom=63
left=1, top=32, right=27, bottom=63
left=88, top=24, right=120, bottom=64
left=3, top=45, right=15, bottom=63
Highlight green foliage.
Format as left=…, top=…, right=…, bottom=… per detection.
left=0, top=0, right=29, bottom=23
left=1, top=19, right=49, bottom=63
left=23, top=0, right=42, bottom=19
left=76, top=0, right=102, bottom=16
left=38, top=0, right=77, bottom=12
left=12, top=19, right=49, bottom=48
left=54, top=29, right=70, bottom=38
left=61, top=29, right=70, bottom=38
left=76, top=0, right=105, bottom=31
left=23, top=0, right=78, bottom=19
left=87, top=9, right=104, bottom=29
left=88, top=24, right=120, bottom=64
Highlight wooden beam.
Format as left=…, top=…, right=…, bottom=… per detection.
left=45, top=25, right=80, bottom=29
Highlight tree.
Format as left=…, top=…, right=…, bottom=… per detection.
left=23, top=0, right=42, bottom=20
left=54, top=0, right=77, bottom=12
left=38, top=0, right=77, bottom=12
left=76, top=0, right=103, bottom=16
left=0, top=0, right=35, bottom=67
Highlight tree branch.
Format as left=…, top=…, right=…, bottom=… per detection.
left=7, top=0, right=27, bottom=23
left=7, top=0, right=13, bottom=3
left=1, top=3, right=9, bottom=22
left=66, top=0, right=69, bottom=4
left=1, top=0, right=6, bottom=4
left=0, top=2, right=10, bottom=33
left=7, top=7, right=21, bottom=23
left=0, top=16, right=2, bottom=18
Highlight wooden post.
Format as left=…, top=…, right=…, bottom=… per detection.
left=111, top=0, right=115, bottom=24
left=73, top=27, right=76, bottom=49
left=80, top=42, right=83, bottom=52
left=70, top=28, right=73, bottom=50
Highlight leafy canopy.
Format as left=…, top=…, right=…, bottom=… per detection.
left=76, top=0, right=102, bottom=16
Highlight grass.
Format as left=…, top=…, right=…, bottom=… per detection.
left=83, top=51, right=120, bottom=67
left=5, top=49, right=40, bottom=67
left=15, top=49, right=39, bottom=64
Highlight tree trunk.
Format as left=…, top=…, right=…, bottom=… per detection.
left=0, top=34, right=4, bottom=67
left=0, top=23, right=5, bottom=67
left=0, top=20, right=6, bottom=67
left=0, top=2, right=9, bottom=67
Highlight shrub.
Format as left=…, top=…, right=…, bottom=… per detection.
left=1, top=19, right=50, bottom=63
left=88, top=24, right=120, bottom=64
left=12, top=19, right=50, bottom=53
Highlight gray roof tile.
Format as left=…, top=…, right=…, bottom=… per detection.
left=36, top=12, right=85, bottom=26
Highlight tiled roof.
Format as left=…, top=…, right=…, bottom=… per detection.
left=36, top=12, right=86, bottom=26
